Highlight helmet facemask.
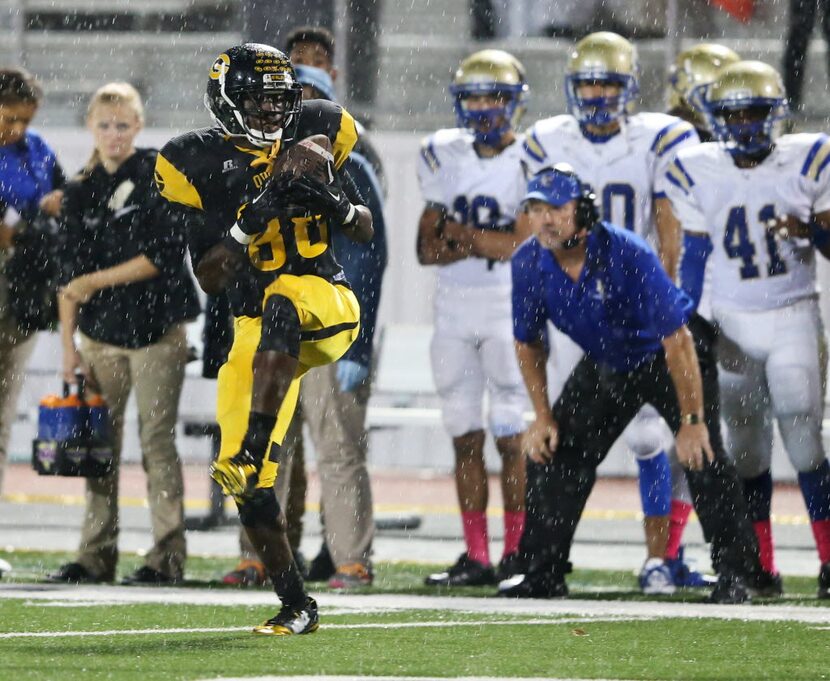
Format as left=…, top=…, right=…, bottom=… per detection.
left=450, top=83, right=524, bottom=146
left=566, top=73, right=638, bottom=127
left=706, top=96, right=788, bottom=160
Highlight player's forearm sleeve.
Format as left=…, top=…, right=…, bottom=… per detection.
left=679, top=232, right=712, bottom=311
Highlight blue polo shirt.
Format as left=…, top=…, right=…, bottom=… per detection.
left=512, top=222, right=693, bottom=373
left=0, top=130, right=63, bottom=221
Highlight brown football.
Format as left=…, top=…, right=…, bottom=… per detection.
left=273, top=134, right=334, bottom=183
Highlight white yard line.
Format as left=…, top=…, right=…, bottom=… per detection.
left=197, top=677, right=637, bottom=681
left=1, top=584, right=829, bottom=624
left=0, top=617, right=640, bottom=639
left=197, top=677, right=638, bottom=681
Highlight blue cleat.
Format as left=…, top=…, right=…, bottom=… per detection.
left=666, top=546, right=717, bottom=588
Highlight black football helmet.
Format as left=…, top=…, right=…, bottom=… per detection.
left=205, top=43, right=303, bottom=147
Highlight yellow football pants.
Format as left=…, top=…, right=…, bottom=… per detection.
left=216, top=274, right=360, bottom=489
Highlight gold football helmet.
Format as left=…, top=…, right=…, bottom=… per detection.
left=450, top=49, right=529, bottom=145
left=668, top=43, right=740, bottom=128
left=565, top=32, right=639, bottom=126
left=703, top=60, right=789, bottom=157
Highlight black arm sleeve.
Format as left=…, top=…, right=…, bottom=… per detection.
left=56, top=183, right=91, bottom=285
left=340, top=166, right=366, bottom=207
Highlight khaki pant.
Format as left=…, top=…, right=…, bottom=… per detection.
left=301, top=362, right=373, bottom=567
left=0, top=315, right=35, bottom=494
left=77, top=324, right=188, bottom=581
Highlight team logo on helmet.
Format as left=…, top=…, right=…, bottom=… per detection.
left=209, top=53, right=230, bottom=80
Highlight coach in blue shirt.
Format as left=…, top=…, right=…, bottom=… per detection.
left=504, top=165, right=759, bottom=603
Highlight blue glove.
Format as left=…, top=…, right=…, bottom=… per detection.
left=336, top=359, right=369, bottom=392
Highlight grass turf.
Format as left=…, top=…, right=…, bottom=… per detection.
left=0, top=550, right=828, bottom=680
left=0, top=600, right=827, bottom=681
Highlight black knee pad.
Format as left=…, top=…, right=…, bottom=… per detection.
left=260, top=294, right=300, bottom=356
left=237, top=487, right=281, bottom=528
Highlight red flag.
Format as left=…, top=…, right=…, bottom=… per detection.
left=710, top=0, right=754, bottom=22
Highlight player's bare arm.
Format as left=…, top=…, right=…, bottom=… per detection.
left=515, top=338, right=558, bottom=463
left=194, top=241, right=245, bottom=295
left=443, top=210, right=533, bottom=261
left=661, top=325, right=714, bottom=471
left=338, top=203, right=373, bottom=243
left=654, top=196, right=682, bottom=279
left=415, top=205, right=469, bottom=265
left=766, top=208, right=830, bottom=260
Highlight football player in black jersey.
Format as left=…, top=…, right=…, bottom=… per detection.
left=154, top=42, right=372, bottom=636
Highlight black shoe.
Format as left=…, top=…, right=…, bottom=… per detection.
left=424, top=553, right=496, bottom=587
left=706, top=573, right=750, bottom=604
left=46, top=562, right=103, bottom=584
left=306, top=543, right=336, bottom=582
left=496, top=552, right=526, bottom=581
left=751, top=570, right=784, bottom=597
left=121, top=565, right=177, bottom=586
left=819, top=562, right=830, bottom=600
left=253, top=596, right=319, bottom=636
left=497, top=571, right=568, bottom=599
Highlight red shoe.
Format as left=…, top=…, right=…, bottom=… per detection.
left=222, top=559, right=267, bottom=586
left=328, top=562, right=373, bottom=589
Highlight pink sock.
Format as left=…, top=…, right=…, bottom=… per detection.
left=811, top=519, right=830, bottom=564
left=461, top=510, right=490, bottom=565
left=665, top=500, right=693, bottom=560
left=502, top=510, right=525, bottom=558
left=753, top=520, right=778, bottom=574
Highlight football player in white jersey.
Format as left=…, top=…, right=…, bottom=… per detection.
left=521, top=31, right=700, bottom=594
left=664, top=60, right=830, bottom=600
left=660, top=43, right=741, bottom=586
left=417, top=49, right=531, bottom=587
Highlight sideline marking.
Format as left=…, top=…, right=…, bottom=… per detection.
left=0, top=493, right=812, bottom=524
left=1, top=586, right=829, bottom=623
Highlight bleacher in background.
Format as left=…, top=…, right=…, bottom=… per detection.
left=0, top=0, right=826, bottom=130
left=3, top=0, right=830, bottom=479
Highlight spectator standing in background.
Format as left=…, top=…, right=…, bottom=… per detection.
left=0, top=67, right=64, bottom=495
left=290, top=31, right=388, bottom=588
left=783, top=0, right=830, bottom=114
left=48, top=82, right=199, bottom=585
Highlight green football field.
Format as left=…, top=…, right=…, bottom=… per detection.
left=1, top=551, right=828, bottom=681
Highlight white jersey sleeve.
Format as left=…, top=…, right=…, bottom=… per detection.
left=416, top=132, right=451, bottom=206
left=662, top=153, right=710, bottom=235
left=795, top=133, right=830, bottom=214
left=521, top=115, right=572, bottom=176
left=648, top=116, right=699, bottom=199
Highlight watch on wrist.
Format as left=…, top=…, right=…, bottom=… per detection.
left=681, top=413, right=702, bottom=425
